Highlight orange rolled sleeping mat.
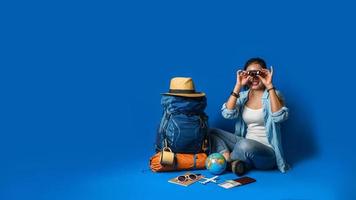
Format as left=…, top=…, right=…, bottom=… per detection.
left=150, top=152, right=207, bottom=172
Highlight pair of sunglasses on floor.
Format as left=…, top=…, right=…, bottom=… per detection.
left=177, top=173, right=202, bottom=182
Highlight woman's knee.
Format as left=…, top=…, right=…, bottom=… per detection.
left=208, top=128, right=221, bottom=135
left=235, top=139, right=255, bottom=153
left=208, top=133, right=219, bottom=141
left=230, top=139, right=253, bottom=161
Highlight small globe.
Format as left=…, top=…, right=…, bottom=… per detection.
left=205, top=153, right=227, bottom=175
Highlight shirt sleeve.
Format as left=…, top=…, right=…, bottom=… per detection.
left=221, top=102, right=239, bottom=119
left=271, top=90, right=289, bottom=123
left=271, top=106, right=289, bottom=123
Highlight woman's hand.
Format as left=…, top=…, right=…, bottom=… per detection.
left=257, top=66, right=274, bottom=89
left=258, top=66, right=285, bottom=111
left=236, top=70, right=250, bottom=87
left=227, top=70, right=248, bottom=110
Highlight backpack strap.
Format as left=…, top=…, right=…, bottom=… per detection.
left=173, top=153, right=178, bottom=170
left=193, top=154, right=197, bottom=170
left=158, top=110, right=168, bottom=133
left=199, top=114, right=209, bottom=153
left=159, top=110, right=171, bottom=150
left=199, top=114, right=206, bottom=128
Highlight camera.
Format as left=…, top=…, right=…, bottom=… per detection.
left=247, top=70, right=262, bottom=77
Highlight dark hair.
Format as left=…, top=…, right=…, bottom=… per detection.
left=243, top=57, right=267, bottom=70
left=242, top=57, right=267, bottom=91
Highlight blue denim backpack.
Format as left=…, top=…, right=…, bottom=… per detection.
left=155, top=95, right=209, bottom=154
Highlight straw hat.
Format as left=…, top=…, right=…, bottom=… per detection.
left=162, top=77, right=205, bottom=97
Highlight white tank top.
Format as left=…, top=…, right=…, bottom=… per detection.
left=242, top=106, right=272, bottom=149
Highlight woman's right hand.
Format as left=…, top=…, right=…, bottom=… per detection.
left=227, top=70, right=248, bottom=109
left=236, top=70, right=249, bottom=86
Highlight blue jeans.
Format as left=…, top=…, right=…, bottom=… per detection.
left=209, top=128, right=276, bottom=170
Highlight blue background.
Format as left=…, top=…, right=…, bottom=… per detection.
left=1, top=0, right=356, bottom=199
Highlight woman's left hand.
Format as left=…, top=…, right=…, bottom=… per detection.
left=257, top=66, right=274, bottom=89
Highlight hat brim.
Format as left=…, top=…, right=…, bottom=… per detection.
left=161, top=92, right=206, bottom=98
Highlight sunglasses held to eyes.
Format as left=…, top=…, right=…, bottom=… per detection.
left=239, top=70, right=263, bottom=77
left=246, top=70, right=262, bottom=77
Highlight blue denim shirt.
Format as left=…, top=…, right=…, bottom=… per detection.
left=221, top=89, right=290, bottom=173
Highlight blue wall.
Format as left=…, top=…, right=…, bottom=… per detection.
left=1, top=0, right=356, bottom=199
